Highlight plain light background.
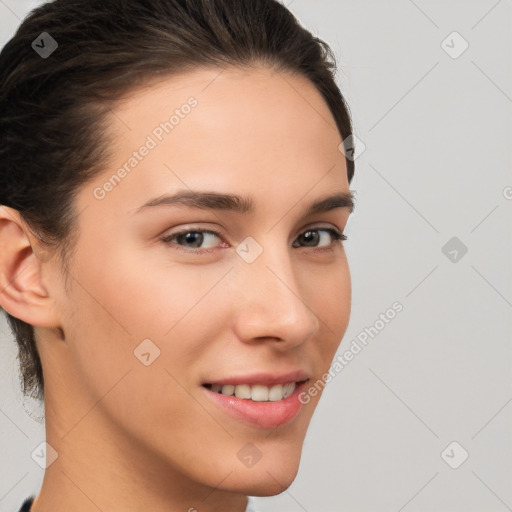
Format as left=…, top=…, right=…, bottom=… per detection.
left=1, top=1, right=511, bottom=511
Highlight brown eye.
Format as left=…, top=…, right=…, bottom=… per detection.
left=293, top=228, right=347, bottom=249
left=161, top=228, right=224, bottom=253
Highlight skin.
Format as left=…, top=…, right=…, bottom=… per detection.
left=0, top=65, right=353, bottom=512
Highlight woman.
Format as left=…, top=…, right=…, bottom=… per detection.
left=0, top=0, right=356, bottom=511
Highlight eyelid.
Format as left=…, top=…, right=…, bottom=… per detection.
left=161, top=222, right=344, bottom=238
left=302, top=223, right=346, bottom=237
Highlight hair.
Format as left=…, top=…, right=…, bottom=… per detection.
left=0, top=0, right=355, bottom=402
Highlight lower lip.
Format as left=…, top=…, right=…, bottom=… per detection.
left=202, top=381, right=307, bottom=429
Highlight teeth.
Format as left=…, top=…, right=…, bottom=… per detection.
left=234, top=384, right=252, bottom=399
left=211, top=382, right=296, bottom=401
left=268, top=384, right=283, bottom=401
left=251, top=384, right=269, bottom=402
left=221, top=384, right=235, bottom=395
left=283, top=382, right=296, bottom=398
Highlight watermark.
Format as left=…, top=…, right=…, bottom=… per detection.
left=298, top=301, right=403, bottom=404
left=440, top=31, right=469, bottom=59
left=237, top=442, right=262, bottom=468
left=503, top=186, right=512, bottom=200
left=441, top=236, right=468, bottom=263
left=133, top=338, right=161, bottom=366
left=93, top=97, right=198, bottom=200
left=31, top=441, right=59, bottom=469
left=441, top=441, right=469, bottom=469
left=31, top=32, right=58, bottom=59
left=338, top=133, right=366, bottom=161
left=236, top=236, right=264, bottom=264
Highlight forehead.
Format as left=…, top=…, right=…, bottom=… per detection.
left=81, top=65, right=348, bottom=219
left=109, top=64, right=342, bottom=157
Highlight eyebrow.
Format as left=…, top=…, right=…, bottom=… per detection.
left=135, top=190, right=355, bottom=216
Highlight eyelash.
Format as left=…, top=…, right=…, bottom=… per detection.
left=161, top=226, right=347, bottom=255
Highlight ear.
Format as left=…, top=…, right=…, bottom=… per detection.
left=0, top=205, right=60, bottom=328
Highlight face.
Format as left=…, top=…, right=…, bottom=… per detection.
left=38, top=65, right=352, bottom=498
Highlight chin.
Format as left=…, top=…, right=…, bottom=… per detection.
left=231, top=468, right=299, bottom=497
left=218, top=408, right=314, bottom=496
left=224, top=450, right=302, bottom=497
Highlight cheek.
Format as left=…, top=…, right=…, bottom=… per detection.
left=70, top=238, right=220, bottom=340
left=300, top=261, right=350, bottom=412
left=59, top=250, right=235, bottom=450
left=309, top=255, right=351, bottom=359
left=62, top=244, right=234, bottom=393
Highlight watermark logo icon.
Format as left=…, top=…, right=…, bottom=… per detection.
left=31, top=32, right=58, bottom=59
left=441, top=31, right=469, bottom=59
left=134, top=338, right=161, bottom=366
left=339, top=134, right=366, bottom=161
left=441, top=441, right=469, bottom=469
left=31, top=441, right=58, bottom=469
left=236, top=236, right=263, bottom=264
left=442, top=236, right=468, bottom=263
left=237, top=443, right=262, bottom=468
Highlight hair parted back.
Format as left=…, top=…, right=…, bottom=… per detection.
left=0, top=0, right=355, bottom=401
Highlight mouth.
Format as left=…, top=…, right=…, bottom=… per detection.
left=202, top=381, right=299, bottom=402
left=201, top=372, right=310, bottom=429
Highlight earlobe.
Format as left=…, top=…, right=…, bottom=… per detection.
left=0, top=205, right=60, bottom=328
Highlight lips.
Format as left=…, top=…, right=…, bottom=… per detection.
left=203, top=369, right=310, bottom=388
left=201, top=370, right=310, bottom=428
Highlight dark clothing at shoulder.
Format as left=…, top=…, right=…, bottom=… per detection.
left=18, top=497, right=34, bottom=512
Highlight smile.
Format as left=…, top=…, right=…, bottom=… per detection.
left=202, top=382, right=296, bottom=402
left=201, top=373, right=310, bottom=429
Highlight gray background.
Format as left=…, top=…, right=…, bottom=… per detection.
left=1, top=0, right=511, bottom=511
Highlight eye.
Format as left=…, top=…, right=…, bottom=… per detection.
left=161, top=228, right=223, bottom=253
left=292, top=227, right=347, bottom=249
left=161, top=226, right=347, bottom=254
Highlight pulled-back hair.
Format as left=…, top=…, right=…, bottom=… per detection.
left=0, top=0, right=355, bottom=401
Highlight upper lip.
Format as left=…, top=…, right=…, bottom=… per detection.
left=203, top=370, right=310, bottom=387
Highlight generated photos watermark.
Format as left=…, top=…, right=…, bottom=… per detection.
left=93, top=97, right=198, bottom=200
left=298, top=301, right=404, bottom=404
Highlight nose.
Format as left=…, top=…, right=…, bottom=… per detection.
left=231, top=245, right=320, bottom=350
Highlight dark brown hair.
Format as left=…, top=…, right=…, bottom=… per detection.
left=0, top=0, right=355, bottom=401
